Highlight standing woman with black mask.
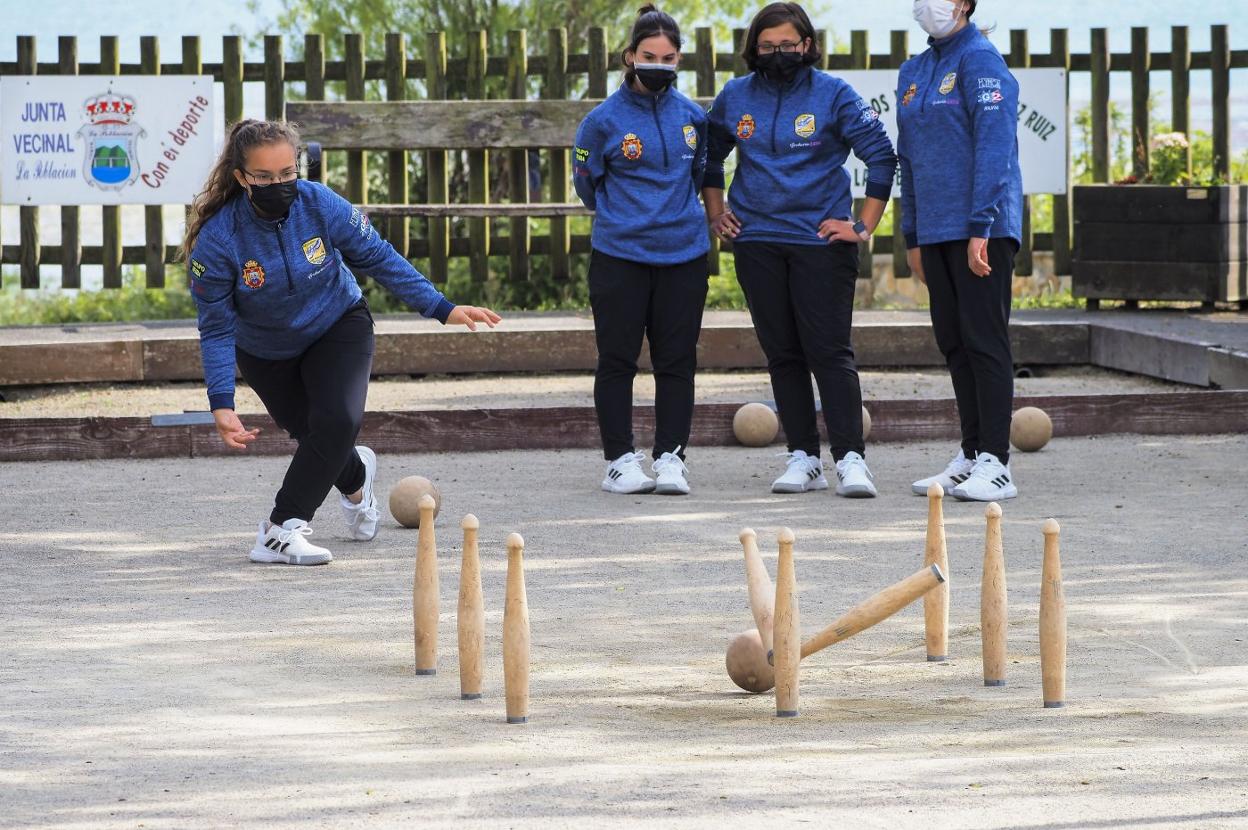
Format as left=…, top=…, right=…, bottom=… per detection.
left=186, top=119, right=501, bottom=565
left=900, top=0, right=1023, bottom=502
left=573, top=5, right=710, bottom=496
left=704, top=2, right=897, bottom=499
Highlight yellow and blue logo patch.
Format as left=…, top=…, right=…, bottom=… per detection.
left=683, top=124, right=697, bottom=150
left=794, top=113, right=816, bottom=138
left=939, top=72, right=958, bottom=95
left=302, top=237, right=326, bottom=266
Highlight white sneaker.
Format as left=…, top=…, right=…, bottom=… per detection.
left=249, top=519, right=334, bottom=565
left=339, top=446, right=380, bottom=541
left=602, top=451, right=657, bottom=494
left=771, top=450, right=828, bottom=494
left=951, top=452, right=1018, bottom=502
left=912, top=449, right=976, bottom=496
left=835, top=451, right=878, bottom=498
left=652, top=447, right=691, bottom=496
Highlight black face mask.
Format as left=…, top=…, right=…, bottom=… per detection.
left=632, top=63, right=676, bottom=93
left=247, top=178, right=298, bottom=217
left=757, top=51, right=805, bottom=83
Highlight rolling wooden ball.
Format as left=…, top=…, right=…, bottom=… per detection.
left=389, top=476, right=442, bottom=528
left=1010, top=406, right=1053, bottom=453
left=733, top=403, right=779, bottom=447
left=862, top=405, right=872, bottom=441
left=725, top=628, right=776, bottom=694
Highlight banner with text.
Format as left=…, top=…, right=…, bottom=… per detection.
left=1, top=75, right=215, bottom=205
left=839, top=68, right=1068, bottom=197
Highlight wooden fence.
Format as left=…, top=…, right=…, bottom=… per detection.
left=0, top=26, right=1244, bottom=289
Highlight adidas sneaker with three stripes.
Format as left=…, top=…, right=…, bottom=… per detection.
left=771, top=450, right=828, bottom=494
left=951, top=452, right=1018, bottom=502
left=250, top=518, right=334, bottom=565
left=602, top=451, right=657, bottom=494
left=911, top=449, right=977, bottom=496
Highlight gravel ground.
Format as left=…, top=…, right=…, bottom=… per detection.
left=0, top=366, right=1185, bottom=418
left=1, top=434, right=1246, bottom=828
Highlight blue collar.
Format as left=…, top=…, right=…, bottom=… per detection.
left=929, top=23, right=979, bottom=54
left=618, top=80, right=672, bottom=108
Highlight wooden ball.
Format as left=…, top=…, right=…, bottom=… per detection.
left=862, top=405, right=872, bottom=441
left=1010, top=406, right=1053, bottom=453
left=733, top=403, right=779, bottom=447
left=725, top=629, right=775, bottom=694
left=389, top=476, right=442, bottom=528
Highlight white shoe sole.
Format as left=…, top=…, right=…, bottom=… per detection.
left=951, top=484, right=1019, bottom=502
left=654, top=480, right=690, bottom=496
left=249, top=546, right=333, bottom=565
left=601, top=479, right=657, bottom=495
left=771, top=476, right=829, bottom=495
left=836, top=482, right=878, bottom=498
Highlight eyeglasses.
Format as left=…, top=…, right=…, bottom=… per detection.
left=756, top=42, right=804, bottom=55
left=243, top=169, right=298, bottom=186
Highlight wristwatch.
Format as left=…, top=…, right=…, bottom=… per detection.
left=853, top=219, right=871, bottom=241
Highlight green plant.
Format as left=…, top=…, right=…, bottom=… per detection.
left=0, top=267, right=198, bottom=325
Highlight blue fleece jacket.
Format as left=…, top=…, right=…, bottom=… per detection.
left=190, top=180, right=454, bottom=411
left=704, top=66, right=897, bottom=246
left=897, top=25, right=1024, bottom=248
left=573, top=82, right=710, bottom=265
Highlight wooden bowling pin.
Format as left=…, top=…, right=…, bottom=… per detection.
left=981, top=503, right=1008, bottom=687
left=801, top=564, right=945, bottom=659
left=924, top=483, right=950, bottom=662
left=503, top=532, right=530, bottom=724
left=740, top=528, right=775, bottom=654
left=773, top=528, right=800, bottom=718
left=413, top=494, right=439, bottom=676
left=1040, top=519, right=1067, bottom=709
left=458, top=514, right=485, bottom=700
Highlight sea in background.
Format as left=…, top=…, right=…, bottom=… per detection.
left=2, top=0, right=1247, bottom=287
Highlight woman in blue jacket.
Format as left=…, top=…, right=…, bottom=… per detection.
left=573, top=4, right=709, bottom=496
left=900, top=0, right=1023, bottom=502
left=185, top=119, right=500, bottom=565
left=704, top=2, right=897, bottom=499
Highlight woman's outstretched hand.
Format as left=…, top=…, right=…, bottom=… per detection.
left=448, top=305, right=502, bottom=331
left=213, top=408, right=261, bottom=450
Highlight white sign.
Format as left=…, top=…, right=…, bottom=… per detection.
left=839, top=68, right=1068, bottom=196
left=1, top=76, right=215, bottom=205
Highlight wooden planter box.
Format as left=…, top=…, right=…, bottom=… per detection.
left=1073, top=184, right=1247, bottom=306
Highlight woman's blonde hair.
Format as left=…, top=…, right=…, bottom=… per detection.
left=181, top=119, right=301, bottom=258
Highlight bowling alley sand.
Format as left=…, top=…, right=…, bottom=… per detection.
left=2, top=435, right=1246, bottom=828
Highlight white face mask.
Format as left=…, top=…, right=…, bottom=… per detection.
left=913, top=0, right=962, bottom=39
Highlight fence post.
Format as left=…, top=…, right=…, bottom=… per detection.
left=182, top=35, right=202, bottom=274
left=264, top=35, right=284, bottom=120
left=1090, top=28, right=1110, bottom=183
left=1170, top=26, right=1192, bottom=179
left=345, top=33, right=367, bottom=210
left=733, top=29, right=748, bottom=77
left=588, top=27, right=609, bottom=98
left=223, top=35, right=243, bottom=126
left=696, top=26, right=719, bottom=277
left=1051, top=28, right=1073, bottom=277
left=1211, top=24, right=1230, bottom=181
left=1130, top=27, right=1150, bottom=180
left=59, top=36, right=82, bottom=290
left=890, top=30, right=909, bottom=279
left=545, top=28, right=571, bottom=284
left=304, top=34, right=326, bottom=183
left=17, top=36, right=39, bottom=290
left=1010, top=29, right=1033, bottom=278
left=424, top=31, right=449, bottom=284
left=141, top=36, right=165, bottom=289
left=851, top=30, right=873, bottom=284
left=385, top=32, right=409, bottom=259
left=506, top=30, right=531, bottom=282
left=466, top=30, right=491, bottom=283
left=101, top=35, right=122, bottom=290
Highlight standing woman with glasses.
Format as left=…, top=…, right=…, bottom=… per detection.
left=900, top=0, right=1023, bottom=502
left=185, top=119, right=501, bottom=565
left=704, top=2, right=897, bottom=498
left=573, top=4, right=710, bottom=496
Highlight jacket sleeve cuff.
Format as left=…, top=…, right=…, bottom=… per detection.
left=968, top=222, right=993, bottom=239
left=208, top=392, right=235, bottom=411
left=431, top=297, right=455, bottom=324
left=701, top=167, right=726, bottom=190
left=905, top=232, right=919, bottom=249
left=865, top=180, right=893, bottom=201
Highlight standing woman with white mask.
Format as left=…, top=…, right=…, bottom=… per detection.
left=898, top=0, right=1024, bottom=502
